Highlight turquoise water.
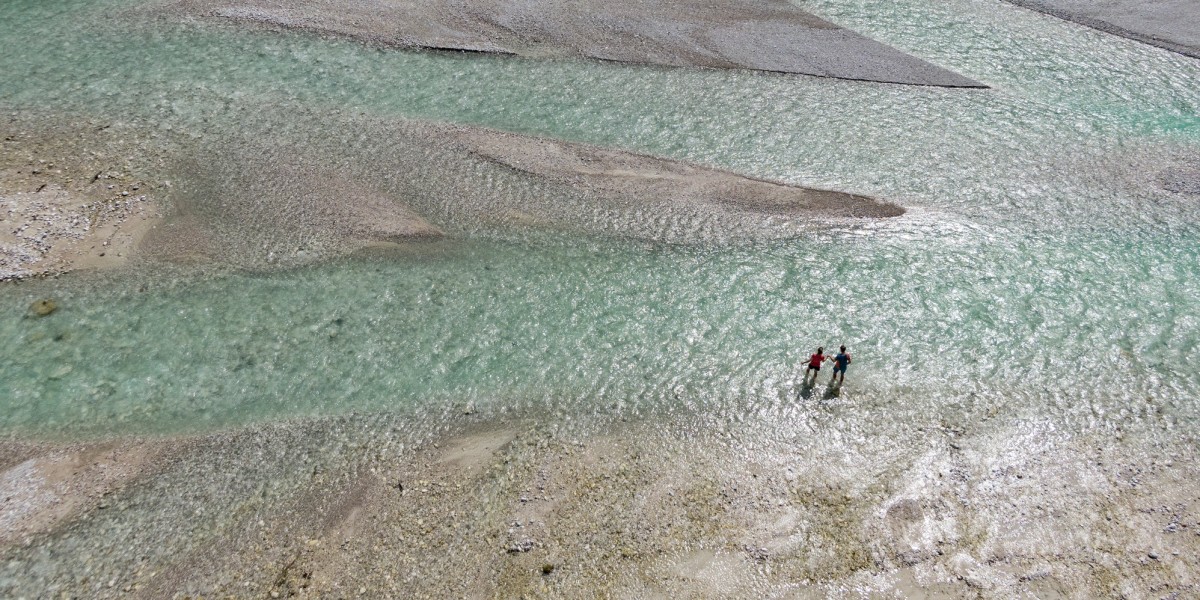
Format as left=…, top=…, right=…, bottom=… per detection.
left=2, top=0, right=1199, bottom=437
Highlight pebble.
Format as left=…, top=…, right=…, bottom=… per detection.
left=1148, top=551, right=1159, bottom=560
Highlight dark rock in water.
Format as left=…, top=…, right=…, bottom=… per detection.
left=30, top=298, right=57, bottom=317
left=158, top=0, right=983, bottom=87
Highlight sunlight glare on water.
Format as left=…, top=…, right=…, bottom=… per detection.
left=0, top=0, right=1198, bottom=438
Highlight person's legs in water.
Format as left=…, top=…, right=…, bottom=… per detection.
left=804, top=347, right=824, bottom=384
left=830, top=345, right=849, bottom=385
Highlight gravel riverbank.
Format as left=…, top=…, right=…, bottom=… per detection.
left=3, top=405, right=1196, bottom=598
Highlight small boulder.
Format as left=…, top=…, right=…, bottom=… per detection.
left=30, top=298, right=57, bottom=317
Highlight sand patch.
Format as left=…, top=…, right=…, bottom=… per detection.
left=139, top=150, right=444, bottom=269
left=155, top=0, right=983, bottom=87
left=1003, top=0, right=1200, bottom=59
left=0, top=440, right=171, bottom=547
left=453, top=125, right=904, bottom=219
left=127, top=113, right=904, bottom=271
left=436, top=427, right=518, bottom=472
left=0, top=116, right=169, bottom=281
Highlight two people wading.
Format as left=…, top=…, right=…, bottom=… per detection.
left=802, top=345, right=851, bottom=387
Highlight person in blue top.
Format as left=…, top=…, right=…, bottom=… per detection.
left=830, top=345, right=851, bottom=385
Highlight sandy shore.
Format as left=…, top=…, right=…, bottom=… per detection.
left=2, top=408, right=1196, bottom=598
left=1003, top=0, right=1200, bottom=59
left=0, top=115, right=169, bottom=281
left=154, top=0, right=983, bottom=87
left=3, top=109, right=903, bottom=279
left=448, top=125, right=904, bottom=220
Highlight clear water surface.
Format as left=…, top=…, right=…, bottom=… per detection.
left=1, top=0, right=1198, bottom=438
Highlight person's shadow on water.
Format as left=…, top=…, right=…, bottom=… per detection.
left=822, top=381, right=840, bottom=400
left=798, top=376, right=815, bottom=400
left=797, top=377, right=840, bottom=402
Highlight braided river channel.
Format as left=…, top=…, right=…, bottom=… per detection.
left=1, top=0, right=1198, bottom=597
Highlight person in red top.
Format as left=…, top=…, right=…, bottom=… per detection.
left=804, top=346, right=828, bottom=384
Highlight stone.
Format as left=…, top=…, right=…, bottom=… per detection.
left=48, top=365, right=73, bottom=380
left=30, top=298, right=57, bottom=316
left=541, top=563, right=555, bottom=575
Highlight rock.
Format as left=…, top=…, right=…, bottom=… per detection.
left=30, top=298, right=57, bottom=316
left=1148, top=551, right=1159, bottom=560
left=48, top=365, right=73, bottom=380
left=541, top=563, right=555, bottom=575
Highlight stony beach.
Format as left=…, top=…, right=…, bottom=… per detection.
left=3, top=406, right=1197, bottom=598
left=1, top=114, right=169, bottom=281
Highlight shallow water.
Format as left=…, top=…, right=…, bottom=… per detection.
left=1, top=0, right=1199, bottom=440
left=3, top=2, right=1200, bottom=597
